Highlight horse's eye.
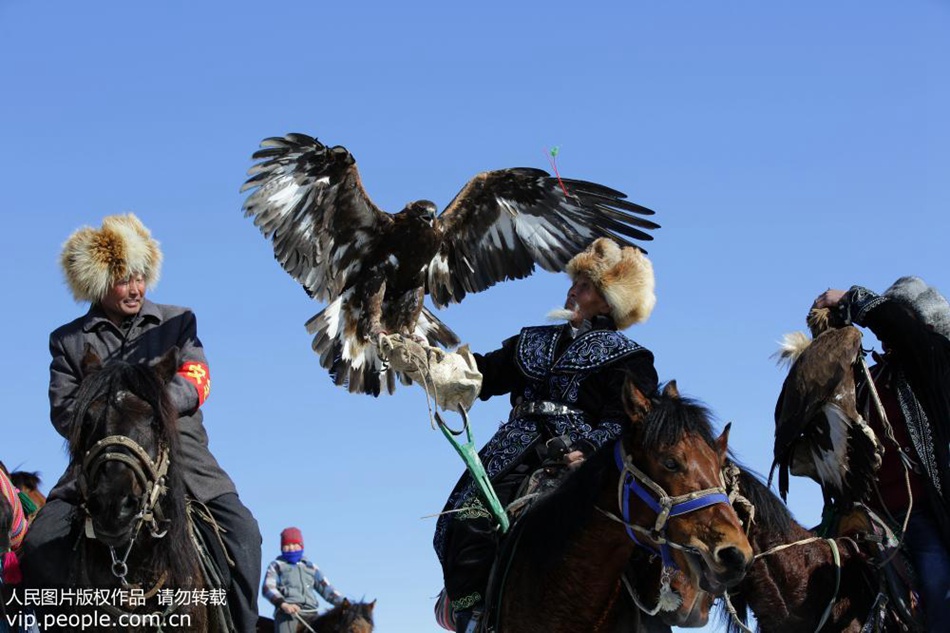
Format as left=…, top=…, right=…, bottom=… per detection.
left=662, top=457, right=680, bottom=471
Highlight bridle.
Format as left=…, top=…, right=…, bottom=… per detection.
left=608, top=440, right=732, bottom=565
left=596, top=439, right=734, bottom=613
left=78, top=433, right=170, bottom=585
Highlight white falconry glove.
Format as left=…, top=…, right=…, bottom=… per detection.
left=378, top=334, right=483, bottom=412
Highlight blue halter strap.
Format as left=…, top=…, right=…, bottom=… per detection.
left=613, top=441, right=732, bottom=568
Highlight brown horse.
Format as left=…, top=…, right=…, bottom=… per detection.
left=8, top=470, right=46, bottom=516
left=490, top=381, right=754, bottom=633
left=294, top=599, right=376, bottom=632
left=23, top=348, right=226, bottom=631
left=721, top=466, right=920, bottom=632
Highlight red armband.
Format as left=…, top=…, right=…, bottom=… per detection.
left=178, top=361, right=211, bottom=407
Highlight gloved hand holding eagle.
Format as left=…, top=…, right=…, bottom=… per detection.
left=241, top=132, right=659, bottom=396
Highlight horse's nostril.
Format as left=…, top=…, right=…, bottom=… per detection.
left=716, top=545, right=749, bottom=571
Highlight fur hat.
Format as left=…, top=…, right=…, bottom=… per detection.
left=280, top=527, right=304, bottom=548
left=884, top=276, right=950, bottom=341
left=59, top=213, right=162, bottom=303
left=565, top=237, right=656, bottom=330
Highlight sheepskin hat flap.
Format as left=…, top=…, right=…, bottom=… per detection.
left=884, top=276, right=950, bottom=341
left=59, top=213, right=162, bottom=303
left=565, top=237, right=655, bottom=330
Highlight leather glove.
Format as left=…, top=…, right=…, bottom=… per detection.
left=378, top=334, right=482, bottom=412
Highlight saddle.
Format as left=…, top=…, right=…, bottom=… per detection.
left=434, top=437, right=576, bottom=632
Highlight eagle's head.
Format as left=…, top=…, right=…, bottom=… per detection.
left=404, top=199, right=437, bottom=226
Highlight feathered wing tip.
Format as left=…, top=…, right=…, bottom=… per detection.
left=59, top=213, right=163, bottom=303
left=565, top=237, right=655, bottom=329
left=304, top=297, right=460, bottom=396
left=772, top=331, right=812, bottom=368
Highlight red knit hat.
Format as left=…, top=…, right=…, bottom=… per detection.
left=280, top=527, right=303, bottom=548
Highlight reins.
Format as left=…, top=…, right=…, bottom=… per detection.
left=723, top=535, right=844, bottom=633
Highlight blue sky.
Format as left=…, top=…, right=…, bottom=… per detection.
left=1, top=1, right=948, bottom=631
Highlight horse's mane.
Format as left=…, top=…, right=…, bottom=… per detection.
left=515, top=391, right=719, bottom=571
left=735, top=465, right=795, bottom=538
left=720, top=464, right=799, bottom=633
left=67, top=361, right=179, bottom=460
left=66, top=360, right=194, bottom=589
left=8, top=471, right=42, bottom=493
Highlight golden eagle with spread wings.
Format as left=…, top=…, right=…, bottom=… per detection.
left=241, top=132, right=660, bottom=395
left=770, top=309, right=883, bottom=505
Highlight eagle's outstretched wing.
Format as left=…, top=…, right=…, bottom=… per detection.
left=771, top=326, right=882, bottom=504
left=427, top=169, right=660, bottom=307
left=240, top=133, right=392, bottom=301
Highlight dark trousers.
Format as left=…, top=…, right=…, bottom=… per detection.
left=20, top=493, right=261, bottom=633
left=904, top=509, right=950, bottom=632
left=442, top=462, right=532, bottom=610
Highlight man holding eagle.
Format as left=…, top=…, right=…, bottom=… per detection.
left=243, top=132, right=665, bottom=632
left=241, top=132, right=659, bottom=397
left=774, top=278, right=950, bottom=630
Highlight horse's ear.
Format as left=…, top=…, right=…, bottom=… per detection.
left=715, top=422, right=732, bottom=462
left=151, top=346, right=180, bottom=384
left=622, top=378, right=652, bottom=424
left=81, top=344, right=103, bottom=374
left=662, top=380, right=680, bottom=399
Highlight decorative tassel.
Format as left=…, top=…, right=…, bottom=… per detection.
left=2, top=551, right=23, bottom=585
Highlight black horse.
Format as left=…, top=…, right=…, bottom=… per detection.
left=24, top=348, right=227, bottom=631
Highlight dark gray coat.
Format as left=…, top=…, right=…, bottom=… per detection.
left=47, top=299, right=236, bottom=502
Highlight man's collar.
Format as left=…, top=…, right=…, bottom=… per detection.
left=81, top=299, right=162, bottom=332
left=566, top=314, right=617, bottom=338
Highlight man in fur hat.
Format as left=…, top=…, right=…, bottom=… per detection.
left=20, top=213, right=263, bottom=632
left=388, top=237, right=659, bottom=632
left=814, top=277, right=950, bottom=629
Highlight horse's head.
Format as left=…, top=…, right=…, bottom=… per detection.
left=306, top=599, right=376, bottom=633
left=620, top=380, right=752, bottom=625
left=68, top=346, right=180, bottom=549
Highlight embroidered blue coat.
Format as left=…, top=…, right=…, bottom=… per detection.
left=434, top=317, right=658, bottom=562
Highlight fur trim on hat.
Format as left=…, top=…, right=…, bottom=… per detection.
left=884, top=276, right=950, bottom=341
left=565, top=237, right=655, bottom=330
left=59, top=213, right=162, bottom=303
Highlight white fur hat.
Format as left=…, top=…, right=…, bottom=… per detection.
left=59, top=213, right=163, bottom=303
left=565, top=237, right=656, bottom=330
left=884, top=276, right=950, bottom=341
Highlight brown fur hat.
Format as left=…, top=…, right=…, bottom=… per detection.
left=565, top=237, right=655, bottom=330
left=59, top=213, right=162, bottom=303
